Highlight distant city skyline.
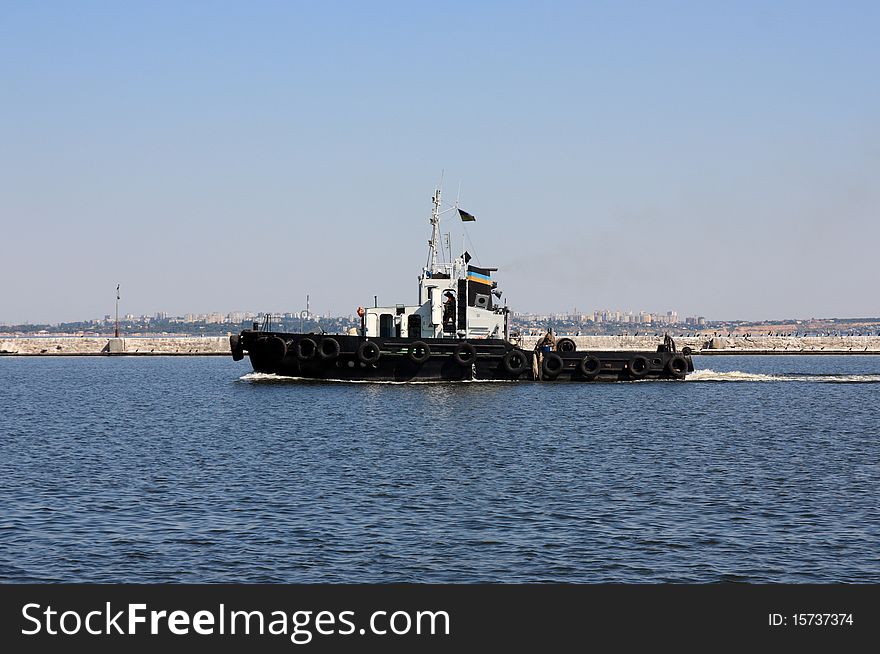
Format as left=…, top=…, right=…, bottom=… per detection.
left=4, top=306, right=696, bottom=327
left=2, top=2, right=878, bottom=324
left=6, top=305, right=880, bottom=331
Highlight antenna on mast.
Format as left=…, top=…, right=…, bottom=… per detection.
left=426, top=170, right=444, bottom=272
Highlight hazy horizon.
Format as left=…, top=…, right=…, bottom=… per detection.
left=3, top=302, right=879, bottom=328
left=2, top=1, right=878, bottom=324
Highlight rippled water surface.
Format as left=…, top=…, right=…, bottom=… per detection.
left=1, top=355, right=878, bottom=583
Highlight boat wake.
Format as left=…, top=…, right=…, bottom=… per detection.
left=237, top=372, right=516, bottom=385
left=687, top=369, right=880, bottom=383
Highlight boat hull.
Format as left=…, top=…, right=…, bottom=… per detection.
left=231, top=331, right=694, bottom=382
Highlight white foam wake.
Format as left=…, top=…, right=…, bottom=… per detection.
left=687, top=369, right=880, bottom=383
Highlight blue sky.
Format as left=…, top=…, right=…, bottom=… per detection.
left=2, top=1, right=878, bottom=323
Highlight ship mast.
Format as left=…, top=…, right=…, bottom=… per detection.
left=426, top=186, right=442, bottom=273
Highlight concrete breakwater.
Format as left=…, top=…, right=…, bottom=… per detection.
left=520, top=335, right=880, bottom=354
left=0, top=337, right=231, bottom=356
left=2, top=335, right=880, bottom=356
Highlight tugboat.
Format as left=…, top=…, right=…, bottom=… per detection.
left=230, top=187, right=694, bottom=382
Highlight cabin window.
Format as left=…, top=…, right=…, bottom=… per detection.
left=407, top=314, right=422, bottom=338
left=379, top=313, right=394, bottom=338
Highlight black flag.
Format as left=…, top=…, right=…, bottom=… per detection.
left=458, top=208, right=476, bottom=222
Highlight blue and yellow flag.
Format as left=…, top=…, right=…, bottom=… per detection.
left=467, top=266, right=491, bottom=285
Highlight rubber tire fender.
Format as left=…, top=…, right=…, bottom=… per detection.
left=578, top=354, right=601, bottom=378
left=542, top=352, right=564, bottom=378
left=502, top=349, right=528, bottom=375
left=556, top=337, right=577, bottom=353
left=407, top=341, right=431, bottom=365
left=453, top=342, right=477, bottom=366
left=666, top=354, right=688, bottom=379
left=629, top=355, right=649, bottom=378
left=318, top=337, right=341, bottom=360
left=266, top=336, right=287, bottom=362
left=230, top=334, right=244, bottom=361
left=259, top=336, right=286, bottom=362
left=357, top=340, right=381, bottom=365
left=295, top=338, right=317, bottom=361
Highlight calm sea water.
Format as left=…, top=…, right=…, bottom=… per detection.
left=1, top=355, right=878, bottom=583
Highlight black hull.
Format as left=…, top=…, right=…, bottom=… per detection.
left=231, top=331, right=694, bottom=382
